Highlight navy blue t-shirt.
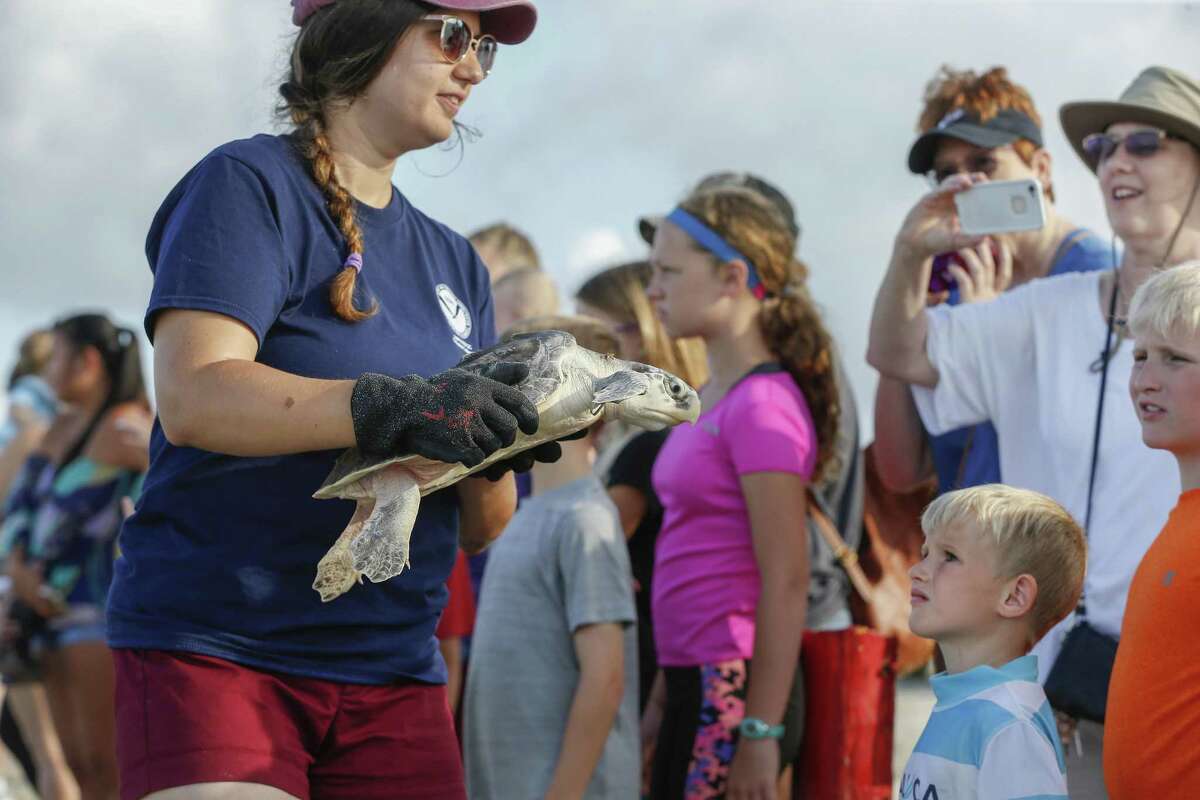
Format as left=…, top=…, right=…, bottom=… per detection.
left=929, top=230, right=1113, bottom=492
left=107, top=134, right=496, bottom=685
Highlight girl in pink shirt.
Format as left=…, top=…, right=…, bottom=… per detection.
left=640, top=187, right=841, bottom=799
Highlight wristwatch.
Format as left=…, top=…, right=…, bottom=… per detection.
left=738, top=717, right=785, bottom=740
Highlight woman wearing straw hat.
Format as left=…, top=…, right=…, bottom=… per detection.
left=1061, top=66, right=1200, bottom=799
left=105, top=2, right=551, bottom=799
left=868, top=65, right=1200, bottom=798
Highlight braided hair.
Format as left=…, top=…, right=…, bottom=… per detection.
left=278, top=0, right=431, bottom=321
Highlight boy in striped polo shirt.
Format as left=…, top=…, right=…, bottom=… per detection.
left=901, top=485, right=1086, bottom=800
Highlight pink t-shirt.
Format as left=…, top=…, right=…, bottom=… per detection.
left=651, top=370, right=817, bottom=667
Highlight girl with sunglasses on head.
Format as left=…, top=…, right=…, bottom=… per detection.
left=869, top=65, right=1200, bottom=799
left=640, top=188, right=840, bottom=799
left=105, top=3, right=548, bottom=799
left=1, top=313, right=152, bottom=800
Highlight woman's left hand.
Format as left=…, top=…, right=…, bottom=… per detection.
left=946, top=237, right=1014, bottom=304
left=478, top=428, right=586, bottom=481
left=727, top=738, right=780, bottom=800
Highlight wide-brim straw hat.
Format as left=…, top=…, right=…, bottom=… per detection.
left=1060, top=66, right=1200, bottom=173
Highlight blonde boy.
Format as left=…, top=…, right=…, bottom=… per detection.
left=1105, top=261, right=1200, bottom=798
left=468, top=222, right=541, bottom=283
left=900, top=484, right=1085, bottom=800
left=491, top=268, right=560, bottom=333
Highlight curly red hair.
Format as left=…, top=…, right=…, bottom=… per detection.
left=918, top=66, right=1054, bottom=201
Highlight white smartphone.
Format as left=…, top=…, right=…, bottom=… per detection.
left=954, top=178, right=1046, bottom=235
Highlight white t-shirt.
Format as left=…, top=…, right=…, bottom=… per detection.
left=912, top=271, right=1180, bottom=678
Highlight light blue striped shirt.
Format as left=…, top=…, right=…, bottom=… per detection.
left=899, top=655, right=1067, bottom=800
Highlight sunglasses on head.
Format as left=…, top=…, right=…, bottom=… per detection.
left=1081, top=129, right=1177, bottom=170
left=423, top=15, right=498, bottom=76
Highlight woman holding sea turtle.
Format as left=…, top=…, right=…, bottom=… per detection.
left=106, top=2, right=552, bottom=798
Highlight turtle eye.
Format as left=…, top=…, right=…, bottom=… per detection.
left=668, top=380, right=684, bottom=397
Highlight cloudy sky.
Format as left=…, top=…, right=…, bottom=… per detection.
left=2, top=1, right=1197, bottom=436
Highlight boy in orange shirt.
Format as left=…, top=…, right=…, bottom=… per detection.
left=1105, top=261, right=1200, bottom=797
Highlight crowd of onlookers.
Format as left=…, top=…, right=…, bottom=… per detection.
left=0, top=54, right=1198, bottom=800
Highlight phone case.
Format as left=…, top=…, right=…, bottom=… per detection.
left=954, top=178, right=1046, bottom=235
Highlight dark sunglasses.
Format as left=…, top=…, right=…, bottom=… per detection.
left=926, top=154, right=1000, bottom=188
left=423, top=15, right=498, bottom=76
left=1081, top=129, right=1177, bottom=170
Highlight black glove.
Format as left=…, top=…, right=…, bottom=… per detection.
left=480, top=440, right=561, bottom=481
left=479, top=427, right=590, bottom=481
left=351, top=363, right=540, bottom=467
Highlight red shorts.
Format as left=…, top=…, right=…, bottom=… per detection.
left=113, top=648, right=465, bottom=800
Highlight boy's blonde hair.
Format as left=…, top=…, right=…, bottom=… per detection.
left=1128, top=260, right=1200, bottom=342
left=921, top=484, right=1086, bottom=641
left=469, top=222, right=541, bottom=275
left=493, top=269, right=560, bottom=322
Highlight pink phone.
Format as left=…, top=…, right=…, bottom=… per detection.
left=929, top=252, right=961, bottom=294
left=929, top=241, right=1002, bottom=295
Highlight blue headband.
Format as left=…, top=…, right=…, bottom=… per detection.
left=665, top=208, right=767, bottom=299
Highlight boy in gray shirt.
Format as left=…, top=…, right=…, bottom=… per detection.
left=464, top=317, right=638, bottom=800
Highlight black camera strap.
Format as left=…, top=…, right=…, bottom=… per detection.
left=1079, top=270, right=1120, bottom=621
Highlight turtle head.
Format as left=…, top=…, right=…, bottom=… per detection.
left=592, top=364, right=701, bottom=430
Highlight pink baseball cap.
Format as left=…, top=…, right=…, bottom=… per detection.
left=291, top=0, right=537, bottom=44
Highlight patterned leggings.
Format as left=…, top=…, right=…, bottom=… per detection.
left=650, top=659, right=804, bottom=799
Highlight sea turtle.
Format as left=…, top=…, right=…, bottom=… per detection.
left=311, top=330, right=701, bottom=601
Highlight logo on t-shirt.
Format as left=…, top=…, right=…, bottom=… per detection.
left=435, top=283, right=473, bottom=351
left=899, top=774, right=940, bottom=800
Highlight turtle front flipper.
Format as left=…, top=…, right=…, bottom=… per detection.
left=312, top=468, right=421, bottom=601
left=349, top=469, right=421, bottom=585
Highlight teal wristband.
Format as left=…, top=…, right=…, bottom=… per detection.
left=738, top=717, right=785, bottom=740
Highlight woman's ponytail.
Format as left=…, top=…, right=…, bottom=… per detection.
left=679, top=189, right=841, bottom=480
left=53, top=315, right=149, bottom=467
left=758, top=285, right=841, bottom=481
left=276, top=1, right=435, bottom=323
left=289, top=107, right=376, bottom=322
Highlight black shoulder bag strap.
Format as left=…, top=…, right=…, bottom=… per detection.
left=1079, top=273, right=1120, bottom=620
